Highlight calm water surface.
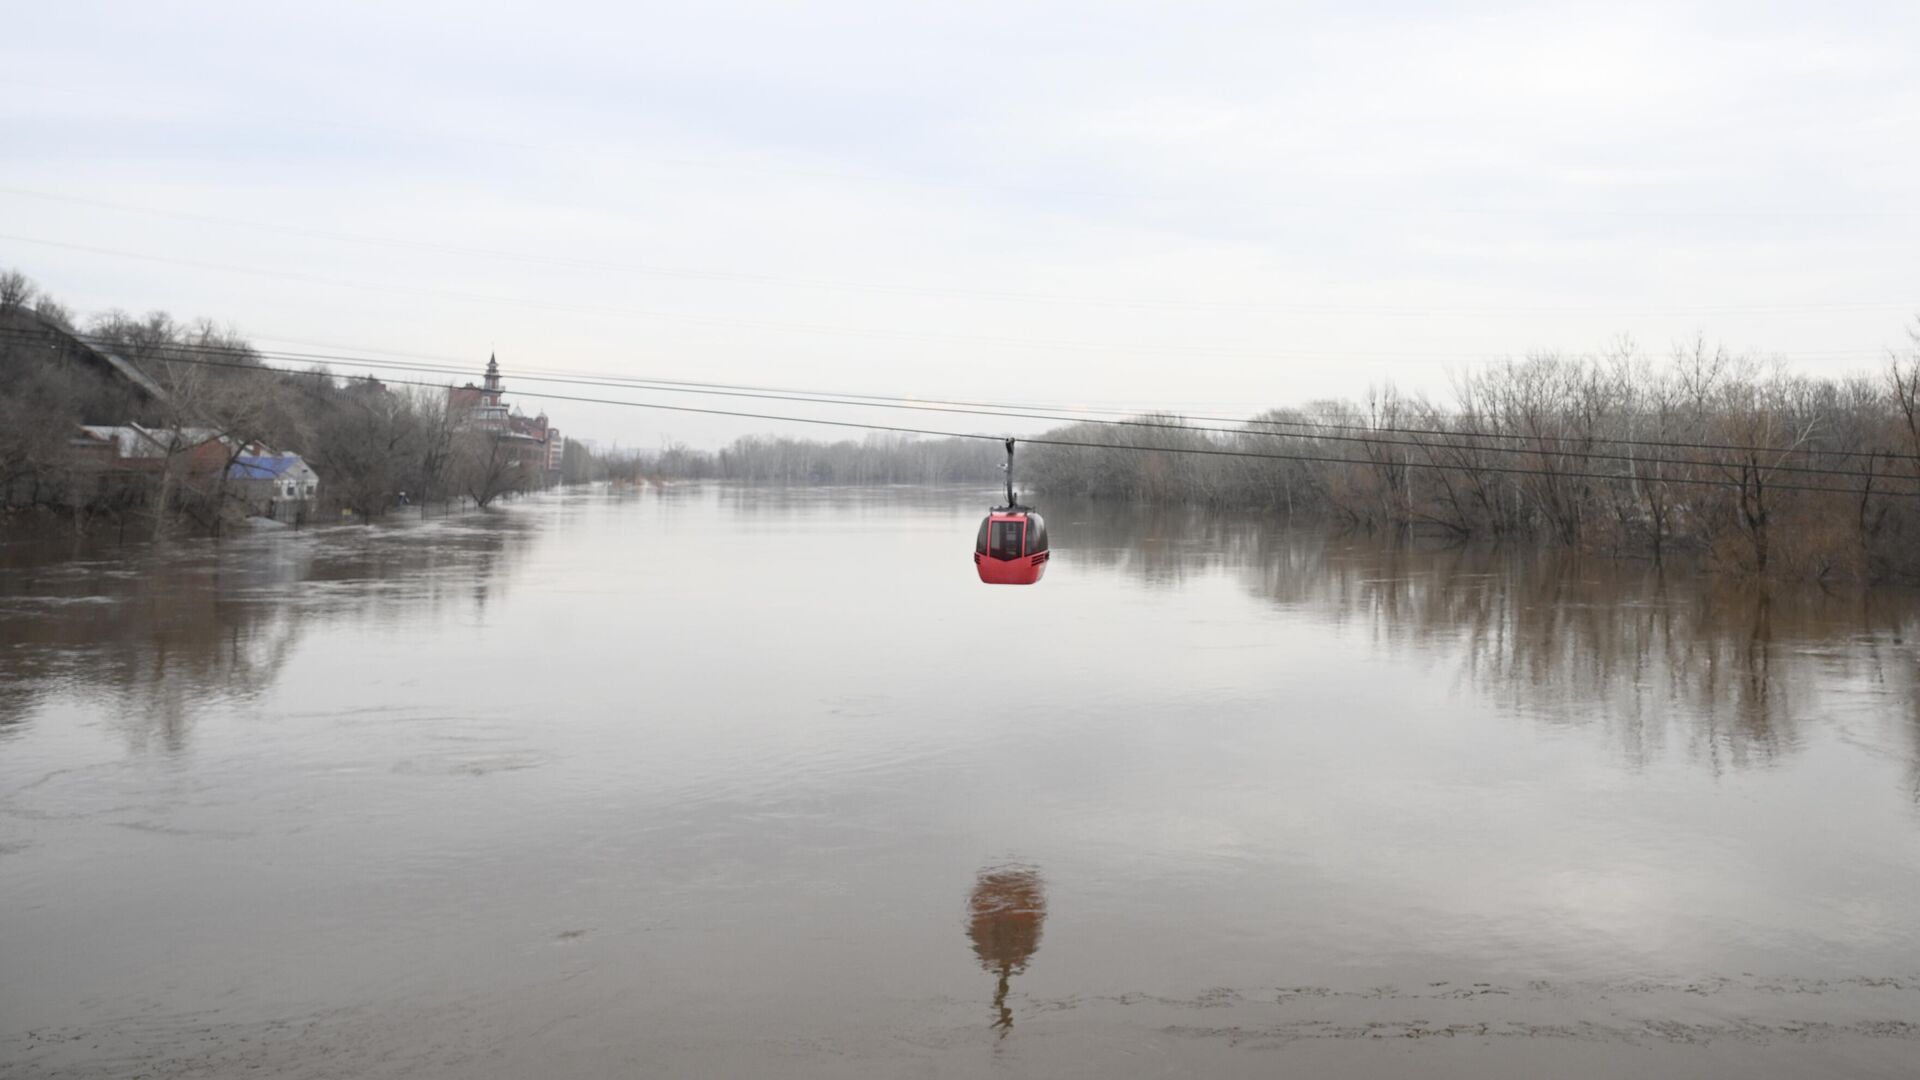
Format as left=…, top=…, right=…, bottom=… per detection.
left=3, top=486, right=1919, bottom=1078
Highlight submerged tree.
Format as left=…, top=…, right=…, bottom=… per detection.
left=452, top=430, right=523, bottom=509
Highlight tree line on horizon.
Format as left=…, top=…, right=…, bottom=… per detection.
left=595, top=432, right=1002, bottom=487
left=633, top=336, right=1920, bottom=582
left=10, top=265, right=1920, bottom=581
left=1015, top=338, right=1920, bottom=581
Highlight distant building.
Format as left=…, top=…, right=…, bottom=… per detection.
left=447, top=353, right=564, bottom=487
left=10, top=425, right=222, bottom=511
left=77, top=424, right=223, bottom=459
left=448, top=353, right=512, bottom=432
left=61, top=427, right=321, bottom=523
left=227, top=452, right=320, bottom=523
left=69, top=426, right=233, bottom=501
left=8, top=425, right=232, bottom=515
left=509, top=410, right=548, bottom=443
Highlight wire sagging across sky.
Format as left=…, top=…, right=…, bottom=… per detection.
left=13, top=324, right=1918, bottom=501
left=12, top=325, right=1920, bottom=476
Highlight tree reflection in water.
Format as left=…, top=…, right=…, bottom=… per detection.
left=1048, top=496, right=1920, bottom=781
left=0, top=517, right=530, bottom=750
left=966, top=864, right=1046, bottom=1037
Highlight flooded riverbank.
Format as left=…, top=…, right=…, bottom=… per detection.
left=3, top=486, right=1918, bottom=1078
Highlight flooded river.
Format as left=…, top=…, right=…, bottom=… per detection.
left=4, top=486, right=1919, bottom=1078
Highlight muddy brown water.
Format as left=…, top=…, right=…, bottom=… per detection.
left=3, top=486, right=1918, bottom=1078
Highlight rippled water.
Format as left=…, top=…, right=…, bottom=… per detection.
left=3, top=486, right=1918, bottom=1078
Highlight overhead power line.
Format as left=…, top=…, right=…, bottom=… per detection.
left=152, top=347, right=1920, bottom=479
left=14, top=325, right=1919, bottom=471
left=15, top=333, right=1917, bottom=500
left=233, top=332, right=1920, bottom=463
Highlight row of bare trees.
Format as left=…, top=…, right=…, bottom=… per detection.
left=1023, top=339, right=1920, bottom=581
left=612, top=432, right=1000, bottom=485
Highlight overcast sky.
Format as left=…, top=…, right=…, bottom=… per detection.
left=4, top=1, right=1917, bottom=448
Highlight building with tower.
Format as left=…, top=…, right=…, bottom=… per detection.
left=447, top=353, right=512, bottom=432
left=447, top=353, right=565, bottom=486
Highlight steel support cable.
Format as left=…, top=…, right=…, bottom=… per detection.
left=192, top=349, right=1920, bottom=483
left=237, top=329, right=1920, bottom=453
left=120, top=334, right=1920, bottom=463
left=40, top=344, right=1920, bottom=501
left=14, top=324, right=1920, bottom=478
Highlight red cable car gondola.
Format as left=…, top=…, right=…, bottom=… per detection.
left=975, top=438, right=1048, bottom=585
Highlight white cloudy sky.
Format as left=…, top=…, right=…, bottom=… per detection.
left=4, top=1, right=1917, bottom=448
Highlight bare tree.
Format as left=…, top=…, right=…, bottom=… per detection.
left=453, top=431, right=520, bottom=509
left=0, top=269, right=37, bottom=312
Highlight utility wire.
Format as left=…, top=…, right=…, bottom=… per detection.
left=148, top=345, right=1920, bottom=481
left=168, top=337, right=1920, bottom=463
left=29, top=341, right=1918, bottom=500
left=15, top=325, right=1920, bottom=473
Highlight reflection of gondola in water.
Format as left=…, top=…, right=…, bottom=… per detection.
left=975, top=439, right=1049, bottom=585
left=966, top=864, right=1047, bottom=1036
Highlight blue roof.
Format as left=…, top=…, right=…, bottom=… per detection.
left=229, top=455, right=302, bottom=480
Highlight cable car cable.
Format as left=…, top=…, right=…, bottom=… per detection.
left=15, top=325, right=1920, bottom=474
left=56, top=346, right=1920, bottom=500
